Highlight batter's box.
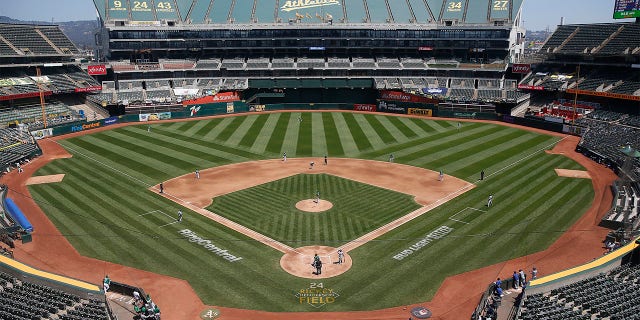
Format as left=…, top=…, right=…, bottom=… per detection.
left=449, top=207, right=486, bottom=225
left=139, top=209, right=181, bottom=227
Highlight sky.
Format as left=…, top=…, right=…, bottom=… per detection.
left=0, top=0, right=632, bottom=30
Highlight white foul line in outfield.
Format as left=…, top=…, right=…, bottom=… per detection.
left=448, top=207, right=487, bottom=225
left=482, top=136, right=569, bottom=181
left=48, top=139, right=155, bottom=189
left=341, top=181, right=476, bottom=253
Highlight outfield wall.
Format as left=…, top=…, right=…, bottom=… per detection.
left=33, top=101, right=560, bottom=138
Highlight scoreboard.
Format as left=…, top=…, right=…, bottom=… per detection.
left=613, top=0, right=640, bottom=19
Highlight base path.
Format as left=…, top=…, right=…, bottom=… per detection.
left=555, top=168, right=591, bottom=179
left=25, top=174, right=65, bottom=185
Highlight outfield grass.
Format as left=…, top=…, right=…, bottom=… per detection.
left=208, top=173, right=422, bottom=247
left=28, top=112, right=593, bottom=311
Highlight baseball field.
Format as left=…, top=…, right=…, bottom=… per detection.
left=26, top=111, right=593, bottom=312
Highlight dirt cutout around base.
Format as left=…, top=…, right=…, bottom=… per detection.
left=295, top=199, right=333, bottom=212
left=555, top=169, right=591, bottom=179
left=280, top=246, right=352, bottom=279
left=25, top=174, right=65, bottom=185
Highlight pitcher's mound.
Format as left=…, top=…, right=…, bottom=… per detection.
left=280, top=246, right=351, bottom=279
left=295, top=199, right=333, bottom=212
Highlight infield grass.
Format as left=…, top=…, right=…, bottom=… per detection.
left=208, top=173, right=421, bottom=247
left=29, top=112, right=593, bottom=311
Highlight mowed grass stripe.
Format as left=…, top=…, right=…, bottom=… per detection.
left=216, top=116, right=246, bottom=143
left=150, top=126, right=262, bottom=161
left=59, top=138, right=163, bottom=183
left=451, top=135, right=559, bottom=180
left=281, top=113, right=301, bottom=156
left=239, top=114, right=269, bottom=148
left=311, top=113, right=328, bottom=156
left=296, top=112, right=313, bottom=155
left=194, top=118, right=224, bottom=137
left=387, top=116, right=419, bottom=138
left=332, top=113, right=360, bottom=157
left=342, top=113, right=372, bottom=151
left=374, top=115, right=409, bottom=143
left=265, top=112, right=291, bottom=155
left=184, top=119, right=212, bottom=137
left=202, top=117, right=235, bottom=140
left=250, top=113, right=281, bottom=155
left=408, top=117, right=439, bottom=133
left=172, top=120, right=200, bottom=132
left=105, top=130, right=215, bottom=169
left=416, top=129, right=531, bottom=170
left=83, top=133, right=195, bottom=172
left=359, top=122, right=486, bottom=160
left=353, top=113, right=388, bottom=149
left=113, top=127, right=229, bottom=166
left=322, top=112, right=344, bottom=156
left=395, top=124, right=504, bottom=163
left=226, top=115, right=258, bottom=146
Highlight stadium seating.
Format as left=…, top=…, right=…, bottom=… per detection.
left=145, top=89, right=174, bottom=102
left=326, top=58, right=352, bottom=69
left=246, top=58, right=270, bottom=69
left=196, top=59, right=221, bottom=69
left=161, top=60, right=195, bottom=69
left=0, top=24, right=79, bottom=55
left=448, top=88, right=475, bottom=101
left=0, top=271, right=110, bottom=320
left=271, top=58, right=295, bottom=69
left=297, top=58, right=326, bottom=69
left=477, top=90, right=504, bottom=101
left=118, top=80, right=144, bottom=91
left=116, top=91, right=144, bottom=103
left=540, top=25, right=579, bottom=53
left=220, top=58, right=246, bottom=70
left=352, top=58, right=377, bottom=69
left=516, top=264, right=640, bottom=320
left=376, top=58, right=401, bottom=69
left=599, top=24, right=640, bottom=55
left=400, top=59, right=426, bottom=69
left=478, top=79, right=500, bottom=89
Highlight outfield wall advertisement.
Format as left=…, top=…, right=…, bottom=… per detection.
left=353, top=104, right=376, bottom=112
left=139, top=112, right=172, bottom=122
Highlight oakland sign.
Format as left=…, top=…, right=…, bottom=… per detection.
left=281, top=0, right=340, bottom=12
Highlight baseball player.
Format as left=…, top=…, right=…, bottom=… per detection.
left=159, top=182, right=164, bottom=194
left=103, top=275, right=110, bottom=292
left=324, top=154, right=328, bottom=165
left=195, top=169, right=200, bottom=179
left=178, top=209, right=183, bottom=222
left=337, top=249, right=344, bottom=264
left=487, top=195, right=493, bottom=207
left=283, top=152, right=287, bottom=162
left=438, top=170, right=444, bottom=181
left=309, top=161, right=314, bottom=169
left=389, top=154, right=394, bottom=162
left=315, top=190, right=320, bottom=204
